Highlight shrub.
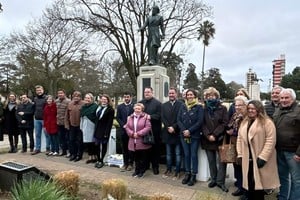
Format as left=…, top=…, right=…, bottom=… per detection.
left=102, top=178, right=127, bottom=200
left=53, top=170, right=79, bottom=197
left=11, top=179, right=71, bottom=200
left=148, top=193, right=172, bottom=200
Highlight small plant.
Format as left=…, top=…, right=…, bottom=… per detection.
left=102, top=178, right=127, bottom=200
left=148, top=193, right=172, bottom=200
left=11, top=179, right=71, bottom=200
left=53, top=170, right=79, bottom=197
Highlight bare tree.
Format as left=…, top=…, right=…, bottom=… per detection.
left=11, top=9, right=88, bottom=95
left=49, top=0, right=212, bottom=91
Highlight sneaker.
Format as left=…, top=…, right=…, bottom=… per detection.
left=52, top=152, right=58, bottom=156
left=45, top=150, right=51, bottom=155
left=47, top=152, right=54, bottom=156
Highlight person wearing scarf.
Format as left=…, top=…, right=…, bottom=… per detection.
left=94, top=94, right=115, bottom=168
left=201, top=87, right=229, bottom=192
left=177, top=89, right=204, bottom=186
left=226, top=95, right=248, bottom=197
left=80, top=93, right=98, bottom=164
left=4, top=92, right=19, bottom=153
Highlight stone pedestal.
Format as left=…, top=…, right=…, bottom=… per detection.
left=137, top=65, right=169, bottom=102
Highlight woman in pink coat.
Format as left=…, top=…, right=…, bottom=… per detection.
left=125, top=103, right=151, bottom=178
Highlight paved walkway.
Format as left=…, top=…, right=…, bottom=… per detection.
left=0, top=135, right=242, bottom=200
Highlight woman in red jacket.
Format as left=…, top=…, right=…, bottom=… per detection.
left=43, top=95, right=58, bottom=156
left=125, top=103, right=152, bottom=178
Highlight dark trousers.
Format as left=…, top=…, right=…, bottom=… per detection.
left=69, top=126, right=83, bottom=158
left=96, top=142, right=108, bottom=162
left=132, top=149, right=148, bottom=174
left=206, top=149, right=227, bottom=185
left=86, top=142, right=97, bottom=156
left=49, top=134, right=59, bottom=153
left=58, top=125, right=68, bottom=153
left=245, top=161, right=265, bottom=200
left=233, top=163, right=243, bottom=190
left=8, top=130, right=19, bottom=150
left=20, top=128, right=34, bottom=151
left=121, top=131, right=133, bottom=166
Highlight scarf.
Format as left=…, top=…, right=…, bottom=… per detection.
left=81, top=103, right=98, bottom=122
left=205, top=99, right=220, bottom=116
left=185, top=98, right=198, bottom=111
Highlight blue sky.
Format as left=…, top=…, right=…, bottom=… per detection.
left=1, top=1, right=300, bottom=92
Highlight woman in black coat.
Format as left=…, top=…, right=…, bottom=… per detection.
left=3, top=92, right=19, bottom=153
left=94, top=94, right=115, bottom=168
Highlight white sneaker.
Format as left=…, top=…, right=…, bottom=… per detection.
left=47, top=152, right=54, bottom=156
left=53, top=152, right=58, bottom=156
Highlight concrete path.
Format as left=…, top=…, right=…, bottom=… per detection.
left=0, top=136, right=276, bottom=200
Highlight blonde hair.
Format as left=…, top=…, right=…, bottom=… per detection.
left=85, top=93, right=94, bottom=103
left=203, top=87, right=220, bottom=99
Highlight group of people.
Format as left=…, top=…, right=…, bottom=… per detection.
left=0, top=86, right=115, bottom=169
left=0, top=84, right=299, bottom=200
left=117, top=85, right=299, bottom=200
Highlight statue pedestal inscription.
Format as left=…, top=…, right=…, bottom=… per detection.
left=137, top=65, right=169, bottom=102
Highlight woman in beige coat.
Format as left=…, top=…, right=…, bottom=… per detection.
left=237, top=100, right=280, bottom=200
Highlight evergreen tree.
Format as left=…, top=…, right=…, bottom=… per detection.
left=183, top=63, right=200, bottom=91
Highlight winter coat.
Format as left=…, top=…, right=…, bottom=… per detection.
left=43, top=103, right=58, bottom=134
left=94, top=105, right=115, bottom=141
left=3, top=102, right=19, bottom=134
left=56, top=97, right=70, bottom=126
left=16, top=101, right=34, bottom=129
left=237, top=117, right=280, bottom=190
left=80, top=103, right=98, bottom=143
left=273, top=102, right=300, bottom=155
left=125, top=112, right=152, bottom=151
left=201, top=104, right=228, bottom=150
left=0, top=101, right=4, bottom=141
left=177, top=104, right=204, bottom=139
left=161, top=100, right=183, bottom=144
left=33, top=94, right=46, bottom=120
left=116, top=102, right=134, bottom=135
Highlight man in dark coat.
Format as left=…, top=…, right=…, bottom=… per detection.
left=161, top=87, right=183, bottom=179
left=139, top=87, right=162, bottom=175
left=264, top=85, right=283, bottom=118
left=16, top=94, right=35, bottom=153
left=116, top=92, right=134, bottom=171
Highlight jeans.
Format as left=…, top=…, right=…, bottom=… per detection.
left=181, top=137, right=199, bottom=174
left=206, top=149, right=227, bottom=185
left=277, top=150, right=300, bottom=200
left=58, top=125, right=68, bottom=153
left=49, top=134, right=59, bottom=153
left=166, top=143, right=181, bottom=173
left=34, top=120, right=50, bottom=151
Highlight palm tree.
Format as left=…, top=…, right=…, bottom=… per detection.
left=197, top=20, right=215, bottom=92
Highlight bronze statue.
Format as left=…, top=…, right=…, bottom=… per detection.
left=139, top=6, right=165, bottom=65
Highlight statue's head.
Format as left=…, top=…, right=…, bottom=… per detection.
left=152, top=6, right=160, bottom=15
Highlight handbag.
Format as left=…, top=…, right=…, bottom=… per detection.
left=142, top=129, right=155, bottom=145
left=142, top=114, right=155, bottom=145
left=218, top=135, right=237, bottom=163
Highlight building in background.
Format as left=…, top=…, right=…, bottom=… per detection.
left=246, top=68, right=260, bottom=100
left=272, top=54, right=286, bottom=87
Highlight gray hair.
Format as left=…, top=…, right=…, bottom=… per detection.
left=234, top=95, right=248, bottom=105
left=280, top=88, right=296, bottom=100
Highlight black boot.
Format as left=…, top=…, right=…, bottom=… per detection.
left=188, top=174, right=196, bottom=186
left=182, top=173, right=191, bottom=184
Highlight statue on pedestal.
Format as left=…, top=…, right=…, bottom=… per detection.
left=139, top=5, right=165, bottom=65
